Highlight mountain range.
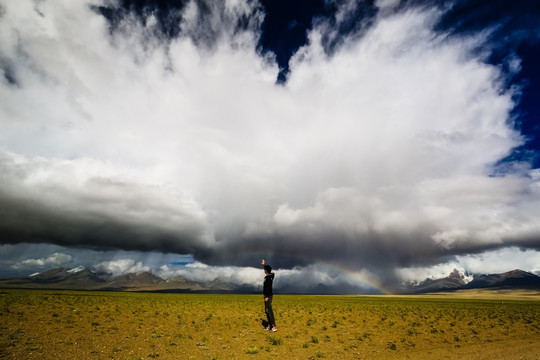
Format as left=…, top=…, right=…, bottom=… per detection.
left=1, top=267, right=539, bottom=294
left=403, top=268, right=540, bottom=294
left=0, top=267, right=208, bottom=292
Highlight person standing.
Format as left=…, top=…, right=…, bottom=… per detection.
left=261, top=259, right=277, bottom=332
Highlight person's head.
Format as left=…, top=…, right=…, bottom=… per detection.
left=264, top=264, right=272, bottom=274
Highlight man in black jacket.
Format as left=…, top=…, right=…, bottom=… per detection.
left=261, top=259, right=277, bottom=332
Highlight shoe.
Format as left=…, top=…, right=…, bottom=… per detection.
left=271, top=326, right=277, bottom=332
left=264, top=326, right=271, bottom=331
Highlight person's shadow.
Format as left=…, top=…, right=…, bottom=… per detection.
left=260, top=318, right=269, bottom=329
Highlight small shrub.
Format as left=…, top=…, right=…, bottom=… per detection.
left=267, top=336, right=282, bottom=346
left=245, top=346, right=258, bottom=354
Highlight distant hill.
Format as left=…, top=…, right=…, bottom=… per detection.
left=2, top=267, right=539, bottom=294
left=405, top=268, right=471, bottom=294
left=1, top=267, right=109, bottom=290
left=100, top=271, right=165, bottom=291
left=405, top=269, right=540, bottom=294
left=32, top=267, right=108, bottom=289
left=0, top=267, right=206, bottom=292
left=463, top=269, right=540, bottom=290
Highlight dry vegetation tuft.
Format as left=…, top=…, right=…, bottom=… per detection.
left=0, top=290, right=538, bottom=359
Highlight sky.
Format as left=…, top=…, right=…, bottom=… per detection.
left=1, top=0, right=540, bottom=293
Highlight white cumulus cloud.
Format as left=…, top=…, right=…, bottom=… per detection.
left=94, top=259, right=150, bottom=277
left=0, top=0, right=539, bottom=288
left=10, top=252, right=72, bottom=270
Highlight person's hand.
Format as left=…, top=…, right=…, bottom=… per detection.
left=264, top=297, right=269, bottom=302
left=261, top=259, right=265, bottom=265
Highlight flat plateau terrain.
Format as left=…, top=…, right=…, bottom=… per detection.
left=1, top=289, right=539, bottom=359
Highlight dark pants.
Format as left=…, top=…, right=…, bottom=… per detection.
left=265, top=296, right=275, bottom=326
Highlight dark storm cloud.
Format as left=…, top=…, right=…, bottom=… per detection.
left=0, top=152, right=213, bottom=254
left=0, top=191, right=204, bottom=253
left=197, top=197, right=540, bottom=272
left=197, top=229, right=444, bottom=270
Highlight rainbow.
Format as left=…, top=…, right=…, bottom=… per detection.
left=314, top=260, right=393, bottom=295
left=264, top=253, right=393, bottom=295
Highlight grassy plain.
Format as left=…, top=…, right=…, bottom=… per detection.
left=0, top=289, right=539, bottom=359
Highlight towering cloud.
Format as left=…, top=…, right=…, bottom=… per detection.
left=1, top=0, right=539, bottom=288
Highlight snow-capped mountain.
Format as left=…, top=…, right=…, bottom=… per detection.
left=405, top=269, right=540, bottom=293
